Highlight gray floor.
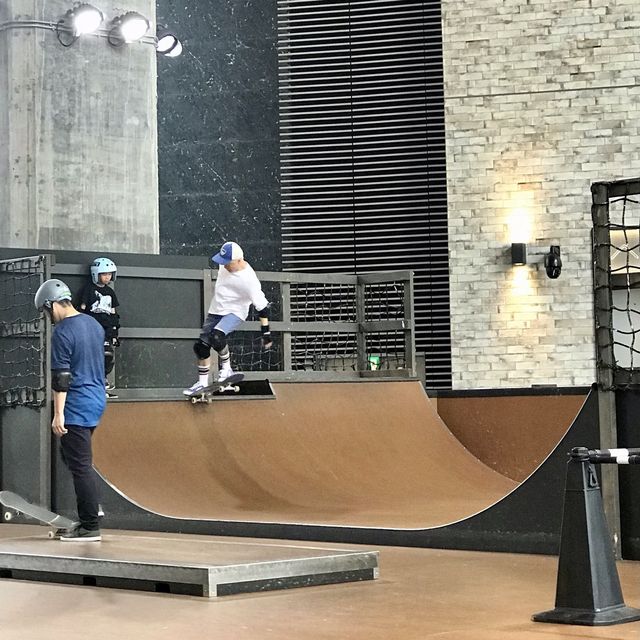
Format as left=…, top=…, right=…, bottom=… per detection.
left=1, top=524, right=640, bottom=640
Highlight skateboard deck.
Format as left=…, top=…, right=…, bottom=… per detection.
left=0, top=490, right=76, bottom=538
left=187, top=373, right=245, bottom=403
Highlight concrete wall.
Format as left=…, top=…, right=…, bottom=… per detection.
left=443, top=0, right=640, bottom=388
left=0, top=0, right=159, bottom=253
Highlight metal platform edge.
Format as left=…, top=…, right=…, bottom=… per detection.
left=109, top=382, right=276, bottom=402
left=0, top=549, right=379, bottom=598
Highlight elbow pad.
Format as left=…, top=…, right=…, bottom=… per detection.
left=258, top=304, right=270, bottom=320
left=52, top=370, right=73, bottom=392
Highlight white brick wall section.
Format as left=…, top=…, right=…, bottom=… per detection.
left=442, top=0, right=640, bottom=389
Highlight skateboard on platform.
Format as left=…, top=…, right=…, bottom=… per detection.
left=0, top=490, right=76, bottom=538
left=186, top=373, right=245, bottom=403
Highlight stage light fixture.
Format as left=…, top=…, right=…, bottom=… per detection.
left=71, top=4, right=104, bottom=34
left=56, top=3, right=104, bottom=46
left=156, top=29, right=183, bottom=57
left=108, top=11, right=150, bottom=46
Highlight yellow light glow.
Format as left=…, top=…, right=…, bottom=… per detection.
left=508, top=208, right=531, bottom=244
left=511, top=265, right=533, bottom=297
left=506, top=189, right=535, bottom=244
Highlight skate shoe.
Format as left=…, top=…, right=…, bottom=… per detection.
left=183, top=380, right=207, bottom=396
left=53, top=521, right=80, bottom=540
left=218, top=368, right=236, bottom=383
left=59, top=525, right=101, bottom=542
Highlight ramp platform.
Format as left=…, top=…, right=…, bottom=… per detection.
left=0, top=529, right=378, bottom=597
left=60, top=381, right=599, bottom=554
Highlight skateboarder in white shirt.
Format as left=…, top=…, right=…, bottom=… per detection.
left=183, top=241, right=272, bottom=395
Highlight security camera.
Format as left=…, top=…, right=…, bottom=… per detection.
left=544, top=246, right=562, bottom=279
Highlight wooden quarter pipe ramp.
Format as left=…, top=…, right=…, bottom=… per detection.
left=94, top=382, right=516, bottom=528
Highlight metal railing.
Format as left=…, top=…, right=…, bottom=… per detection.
left=51, top=262, right=416, bottom=388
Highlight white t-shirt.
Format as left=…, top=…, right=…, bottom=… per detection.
left=208, top=263, right=269, bottom=320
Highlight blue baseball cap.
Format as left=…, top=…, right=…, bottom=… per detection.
left=212, top=241, right=244, bottom=265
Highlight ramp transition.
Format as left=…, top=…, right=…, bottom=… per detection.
left=94, top=381, right=517, bottom=529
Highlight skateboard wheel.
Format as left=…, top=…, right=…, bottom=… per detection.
left=4, top=511, right=13, bottom=521
left=190, top=397, right=197, bottom=404
left=47, top=531, right=55, bottom=539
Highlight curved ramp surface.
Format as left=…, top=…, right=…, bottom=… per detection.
left=94, top=382, right=517, bottom=529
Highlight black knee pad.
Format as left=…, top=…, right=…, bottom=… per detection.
left=210, top=329, right=227, bottom=353
left=193, top=339, right=211, bottom=360
left=104, top=343, right=115, bottom=375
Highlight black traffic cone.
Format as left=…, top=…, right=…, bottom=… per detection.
left=532, top=459, right=640, bottom=626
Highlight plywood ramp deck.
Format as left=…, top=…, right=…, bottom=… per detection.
left=94, top=381, right=516, bottom=528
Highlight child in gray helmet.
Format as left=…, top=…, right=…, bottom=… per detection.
left=34, top=278, right=105, bottom=541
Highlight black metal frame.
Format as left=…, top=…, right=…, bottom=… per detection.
left=591, top=177, right=640, bottom=558
left=52, top=261, right=417, bottom=389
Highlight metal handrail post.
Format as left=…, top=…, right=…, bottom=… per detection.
left=404, top=271, right=416, bottom=377
left=281, top=281, right=292, bottom=371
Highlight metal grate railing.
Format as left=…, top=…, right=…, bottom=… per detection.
left=592, top=177, right=640, bottom=390
left=0, top=255, right=48, bottom=407
left=51, top=262, right=416, bottom=387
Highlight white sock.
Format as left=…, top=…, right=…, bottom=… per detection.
left=198, top=366, right=210, bottom=386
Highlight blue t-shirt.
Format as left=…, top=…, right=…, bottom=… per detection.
left=51, top=313, right=106, bottom=427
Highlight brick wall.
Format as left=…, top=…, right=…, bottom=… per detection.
left=443, top=0, right=640, bottom=388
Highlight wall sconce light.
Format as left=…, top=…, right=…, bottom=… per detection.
left=511, top=243, right=527, bottom=266
left=108, top=11, right=150, bottom=46
left=156, top=28, right=183, bottom=57
left=56, top=3, right=104, bottom=47
left=510, top=243, right=563, bottom=278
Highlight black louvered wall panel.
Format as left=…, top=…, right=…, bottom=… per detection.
left=278, top=0, right=451, bottom=388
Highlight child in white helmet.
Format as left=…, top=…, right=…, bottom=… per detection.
left=78, top=257, right=121, bottom=399
left=184, top=241, right=272, bottom=396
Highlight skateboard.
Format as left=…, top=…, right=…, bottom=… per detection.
left=186, top=373, right=245, bottom=404
left=0, top=490, right=76, bottom=538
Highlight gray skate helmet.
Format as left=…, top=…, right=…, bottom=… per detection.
left=34, top=279, right=73, bottom=311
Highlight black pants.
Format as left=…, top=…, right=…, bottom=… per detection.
left=59, top=425, right=100, bottom=531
